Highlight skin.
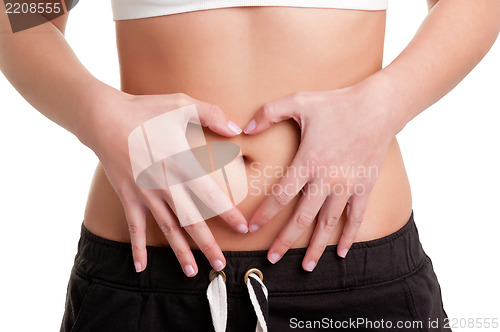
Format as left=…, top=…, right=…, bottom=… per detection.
left=248, top=0, right=500, bottom=270
left=1, top=1, right=499, bottom=277
left=89, top=7, right=413, bottom=275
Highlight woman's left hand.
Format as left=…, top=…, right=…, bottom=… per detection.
left=243, top=81, right=399, bottom=271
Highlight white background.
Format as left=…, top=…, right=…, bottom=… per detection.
left=1, top=1, right=499, bottom=331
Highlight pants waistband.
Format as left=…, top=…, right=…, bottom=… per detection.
left=74, top=211, right=423, bottom=294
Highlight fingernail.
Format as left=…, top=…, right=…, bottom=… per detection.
left=228, top=120, right=242, bottom=135
left=305, top=260, right=316, bottom=272
left=236, top=224, right=248, bottom=234
left=243, top=120, right=256, bottom=134
left=249, top=224, right=260, bottom=233
left=183, top=264, right=195, bottom=277
left=268, top=252, right=281, bottom=264
left=134, top=261, right=142, bottom=273
left=212, top=259, right=224, bottom=271
left=339, top=249, right=349, bottom=258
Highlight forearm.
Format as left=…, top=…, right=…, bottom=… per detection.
left=0, top=8, right=120, bottom=147
left=365, top=0, right=500, bottom=134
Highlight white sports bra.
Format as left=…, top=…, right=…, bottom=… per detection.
left=111, top=0, right=388, bottom=21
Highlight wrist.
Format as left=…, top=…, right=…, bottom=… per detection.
left=351, top=71, right=409, bottom=136
left=74, top=81, right=130, bottom=151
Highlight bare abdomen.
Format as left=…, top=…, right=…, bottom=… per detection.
left=83, top=7, right=412, bottom=249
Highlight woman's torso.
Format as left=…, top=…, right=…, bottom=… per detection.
left=83, top=6, right=413, bottom=250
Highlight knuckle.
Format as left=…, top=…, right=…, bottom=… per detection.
left=305, top=153, right=335, bottom=171
left=131, top=243, right=144, bottom=253
left=277, top=235, right=294, bottom=249
left=184, top=221, right=205, bottom=232
left=208, top=102, right=221, bottom=115
left=330, top=183, right=347, bottom=196
left=205, top=105, right=219, bottom=127
left=262, top=102, right=275, bottom=120
left=349, top=213, right=364, bottom=227
left=295, top=211, right=315, bottom=230
left=301, top=151, right=326, bottom=173
left=291, top=91, right=302, bottom=101
left=158, top=222, right=177, bottom=236
left=202, top=189, right=223, bottom=208
left=199, top=241, right=218, bottom=253
left=291, top=91, right=307, bottom=107
left=173, top=247, right=191, bottom=259
left=325, top=175, right=340, bottom=188
left=128, top=223, right=144, bottom=236
left=291, top=91, right=305, bottom=104
left=174, top=92, right=189, bottom=104
left=323, top=215, right=339, bottom=230
left=308, top=242, right=325, bottom=254
left=272, top=190, right=292, bottom=208
left=294, top=91, right=312, bottom=109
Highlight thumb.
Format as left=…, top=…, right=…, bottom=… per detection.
left=193, top=101, right=242, bottom=137
left=243, top=95, right=298, bottom=135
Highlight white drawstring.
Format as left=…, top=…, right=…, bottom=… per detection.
left=246, top=273, right=269, bottom=332
left=206, top=269, right=269, bottom=332
left=206, top=273, right=227, bottom=332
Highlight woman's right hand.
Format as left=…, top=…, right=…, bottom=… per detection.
left=79, top=90, right=248, bottom=277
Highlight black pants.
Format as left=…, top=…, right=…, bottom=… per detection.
left=61, top=211, right=450, bottom=331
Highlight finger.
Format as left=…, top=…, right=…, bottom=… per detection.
left=248, top=154, right=310, bottom=232
left=184, top=222, right=226, bottom=271
left=267, top=180, right=328, bottom=264
left=161, top=93, right=241, bottom=136
left=162, top=156, right=249, bottom=233
left=192, top=99, right=242, bottom=136
left=337, top=193, right=371, bottom=258
left=170, top=186, right=226, bottom=271
left=243, top=93, right=300, bottom=135
left=147, top=196, right=198, bottom=277
left=122, top=201, right=148, bottom=273
left=185, top=175, right=248, bottom=233
left=217, top=207, right=248, bottom=233
left=302, top=193, right=350, bottom=271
